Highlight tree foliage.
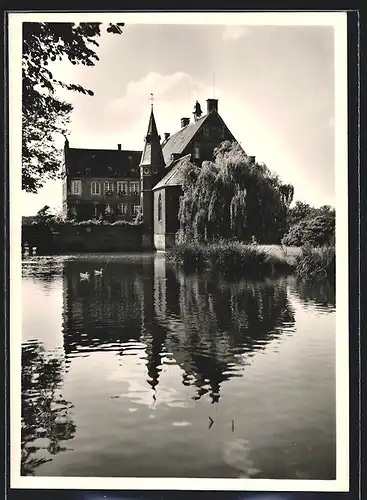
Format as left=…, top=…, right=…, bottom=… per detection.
left=178, top=141, right=294, bottom=244
left=286, top=201, right=335, bottom=229
left=283, top=202, right=335, bottom=246
left=22, top=22, right=124, bottom=193
left=282, top=213, right=335, bottom=247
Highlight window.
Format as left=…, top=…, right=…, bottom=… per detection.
left=132, top=204, right=141, bottom=216
left=194, top=147, right=200, bottom=159
left=117, top=181, right=128, bottom=195
left=203, top=126, right=210, bottom=137
left=71, top=180, right=82, bottom=195
left=158, top=193, right=162, bottom=222
left=130, top=181, right=139, bottom=195
left=91, top=181, right=100, bottom=195
left=117, top=203, right=127, bottom=215
left=104, top=181, right=114, bottom=193
left=105, top=204, right=113, bottom=215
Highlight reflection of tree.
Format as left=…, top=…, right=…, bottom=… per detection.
left=21, top=341, right=75, bottom=475
left=290, top=279, right=335, bottom=310
left=167, top=269, right=296, bottom=403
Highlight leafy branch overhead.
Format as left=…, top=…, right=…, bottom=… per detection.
left=22, top=22, right=124, bottom=193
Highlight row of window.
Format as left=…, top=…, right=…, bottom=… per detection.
left=105, top=203, right=141, bottom=216
left=71, top=180, right=140, bottom=196
left=69, top=203, right=141, bottom=217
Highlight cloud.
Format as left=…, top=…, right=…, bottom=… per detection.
left=102, top=71, right=212, bottom=148
left=105, top=71, right=207, bottom=115
left=222, top=25, right=250, bottom=41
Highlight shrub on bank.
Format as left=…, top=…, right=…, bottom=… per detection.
left=167, top=240, right=293, bottom=278
left=294, top=245, right=335, bottom=282
left=282, top=214, right=335, bottom=247
left=31, top=217, right=143, bottom=228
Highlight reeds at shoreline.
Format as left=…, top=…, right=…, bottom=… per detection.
left=167, top=240, right=335, bottom=282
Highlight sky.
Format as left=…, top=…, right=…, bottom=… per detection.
left=20, top=19, right=336, bottom=215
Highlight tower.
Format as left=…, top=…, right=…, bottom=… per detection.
left=140, top=101, right=165, bottom=249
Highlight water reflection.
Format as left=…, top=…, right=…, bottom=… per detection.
left=21, top=254, right=336, bottom=478
left=21, top=341, right=75, bottom=475
left=60, top=257, right=296, bottom=404
left=290, top=278, right=336, bottom=311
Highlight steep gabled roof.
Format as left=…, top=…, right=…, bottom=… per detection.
left=161, top=114, right=209, bottom=166
left=140, top=108, right=165, bottom=167
left=153, top=154, right=191, bottom=191
left=66, top=148, right=142, bottom=178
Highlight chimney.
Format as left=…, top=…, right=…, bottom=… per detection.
left=181, top=117, right=190, bottom=128
left=206, top=98, right=218, bottom=114
left=249, top=155, right=256, bottom=164
left=117, top=144, right=121, bottom=150
left=164, top=132, right=170, bottom=141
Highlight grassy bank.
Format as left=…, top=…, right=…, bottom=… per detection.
left=167, top=241, right=293, bottom=279
left=167, top=241, right=335, bottom=282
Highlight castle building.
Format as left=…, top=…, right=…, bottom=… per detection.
left=63, top=97, right=241, bottom=250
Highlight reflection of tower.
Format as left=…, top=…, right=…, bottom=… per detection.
left=141, top=255, right=169, bottom=397
left=154, top=253, right=166, bottom=319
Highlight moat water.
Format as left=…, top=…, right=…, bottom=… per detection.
left=21, top=253, right=336, bottom=479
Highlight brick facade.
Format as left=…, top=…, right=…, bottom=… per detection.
left=63, top=143, right=142, bottom=222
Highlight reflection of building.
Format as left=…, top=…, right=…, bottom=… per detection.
left=62, top=261, right=145, bottom=355
left=61, top=256, right=295, bottom=403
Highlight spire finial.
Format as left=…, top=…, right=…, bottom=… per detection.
left=149, top=93, right=154, bottom=110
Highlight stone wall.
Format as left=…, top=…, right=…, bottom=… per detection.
left=22, top=223, right=143, bottom=254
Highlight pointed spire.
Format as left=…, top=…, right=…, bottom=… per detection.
left=140, top=105, right=165, bottom=168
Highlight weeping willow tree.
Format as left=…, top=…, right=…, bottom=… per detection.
left=178, top=141, right=294, bottom=244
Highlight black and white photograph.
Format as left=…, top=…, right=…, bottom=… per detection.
left=9, top=11, right=349, bottom=491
